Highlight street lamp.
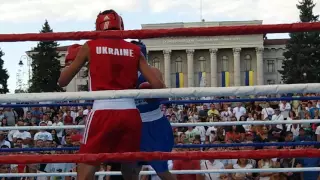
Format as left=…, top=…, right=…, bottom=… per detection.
left=303, top=72, right=307, bottom=77
left=18, top=60, right=23, bottom=66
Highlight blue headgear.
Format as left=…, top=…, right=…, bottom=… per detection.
left=131, top=40, right=147, bottom=59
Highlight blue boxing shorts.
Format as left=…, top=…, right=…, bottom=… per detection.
left=140, top=116, right=174, bottom=173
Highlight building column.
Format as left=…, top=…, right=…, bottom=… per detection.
left=163, top=50, right=171, bottom=87
left=186, top=49, right=195, bottom=87
left=209, top=48, right=218, bottom=87
left=233, top=48, right=241, bottom=86
left=256, top=47, right=264, bottom=85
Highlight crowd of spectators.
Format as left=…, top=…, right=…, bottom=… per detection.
left=0, top=93, right=320, bottom=180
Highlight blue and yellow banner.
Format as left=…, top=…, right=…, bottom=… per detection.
left=199, top=72, right=207, bottom=87
left=221, top=71, right=230, bottom=87
left=175, top=73, right=184, bottom=88
left=245, top=71, right=254, bottom=86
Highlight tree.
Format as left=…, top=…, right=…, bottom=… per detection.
left=279, top=0, right=320, bottom=84
left=28, top=20, right=64, bottom=92
left=0, top=49, right=9, bottom=94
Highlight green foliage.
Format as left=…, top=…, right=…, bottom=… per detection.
left=279, top=0, right=320, bottom=83
left=0, top=50, right=9, bottom=94
left=28, top=20, right=64, bottom=92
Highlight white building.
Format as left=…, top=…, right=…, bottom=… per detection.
left=29, top=20, right=288, bottom=92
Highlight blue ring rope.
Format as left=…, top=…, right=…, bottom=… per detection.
left=2, top=141, right=319, bottom=152
left=0, top=96, right=319, bottom=107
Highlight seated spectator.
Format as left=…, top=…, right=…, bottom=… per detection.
left=220, top=104, right=232, bottom=122
left=50, top=130, right=61, bottom=146
left=294, top=128, right=312, bottom=142
left=201, top=149, right=224, bottom=180
left=23, top=111, right=33, bottom=124
left=3, top=107, right=18, bottom=126
left=287, top=119, right=300, bottom=139
left=208, top=104, right=219, bottom=117
left=185, top=126, right=199, bottom=142
left=232, top=158, right=253, bottom=180
left=0, top=117, right=8, bottom=126
left=63, top=110, right=73, bottom=125
left=12, top=120, right=32, bottom=148
left=233, top=103, right=246, bottom=120
left=34, top=122, right=53, bottom=142
left=261, top=103, right=274, bottom=120
left=271, top=109, right=284, bottom=130
left=41, top=114, right=52, bottom=126
left=0, top=131, right=11, bottom=148
left=254, top=125, right=269, bottom=143
left=225, top=125, right=243, bottom=142
left=268, top=124, right=282, bottom=141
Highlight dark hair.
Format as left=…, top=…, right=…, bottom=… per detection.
left=0, top=145, right=9, bottom=148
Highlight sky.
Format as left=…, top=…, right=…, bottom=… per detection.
left=0, top=0, right=319, bottom=93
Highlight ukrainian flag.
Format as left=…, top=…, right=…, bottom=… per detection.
left=175, top=73, right=184, bottom=88
left=245, top=71, right=254, bottom=86
left=199, top=72, right=207, bottom=87
left=221, top=71, right=230, bottom=87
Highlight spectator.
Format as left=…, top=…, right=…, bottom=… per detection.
left=3, top=107, right=17, bottom=126
left=12, top=120, right=32, bottom=148
left=200, top=149, right=224, bottom=180
left=207, top=104, right=219, bottom=117
left=233, top=103, right=246, bottom=120
left=279, top=101, right=291, bottom=119
left=63, top=110, right=73, bottom=125
left=0, top=117, right=8, bottom=126
left=261, top=103, right=275, bottom=120
left=271, top=109, right=285, bottom=130
left=232, top=158, right=253, bottom=180
left=24, top=111, right=33, bottom=124
left=34, top=122, right=53, bottom=142
left=0, top=131, right=11, bottom=148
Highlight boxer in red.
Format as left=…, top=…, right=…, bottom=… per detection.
left=58, top=9, right=165, bottom=180
left=65, top=44, right=81, bottom=66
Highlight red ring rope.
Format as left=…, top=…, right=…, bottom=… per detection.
left=0, top=22, right=320, bottom=42
left=0, top=149, right=319, bottom=164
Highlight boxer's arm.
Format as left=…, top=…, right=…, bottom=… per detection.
left=58, top=43, right=89, bottom=87
left=150, top=67, right=169, bottom=101
left=139, top=53, right=165, bottom=89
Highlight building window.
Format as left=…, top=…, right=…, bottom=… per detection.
left=78, top=69, right=88, bottom=78
left=244, top=54, right=252, bottom=71
left=267, top=60, right=275, bottom=73
left=222, top=55, right=229, bottom=72
left=267, top=79, right=275, bottom=85
left=152, top=57, right=160, bottom=70
left=198, top=56, right=206, bottom=72
left=175, top=57, right=183, bottom=73
left=77, top=85, right=88, bottom=91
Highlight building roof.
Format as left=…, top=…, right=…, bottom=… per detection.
left=264, top=39, right=288, bottom=45
left=27, top=38, right=289, bottom=53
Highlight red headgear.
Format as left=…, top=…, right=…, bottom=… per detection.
left=65, top=44, right=81, bottom=65
left=120, top=16, right=124, bottom=30
left=95, top=9, right=123, bottom=31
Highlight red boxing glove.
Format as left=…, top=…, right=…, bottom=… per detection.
left=65, top=44, right=82, bottom=65
left=139, top=82, right=152, bottom=89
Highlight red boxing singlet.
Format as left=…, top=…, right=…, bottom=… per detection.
left=87, top=39, right=141, bottom=91
left=79, top=39, right=143, bottom=157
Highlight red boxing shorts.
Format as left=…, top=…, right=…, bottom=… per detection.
left=79, top=101, right=142, bottom=154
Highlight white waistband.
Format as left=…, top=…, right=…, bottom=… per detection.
left=140, top=108, right=163, bottom=122
left=92, top=99, right=136, bottom=110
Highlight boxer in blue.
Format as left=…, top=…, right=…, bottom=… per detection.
left=131, top=40, right=176, bottom=180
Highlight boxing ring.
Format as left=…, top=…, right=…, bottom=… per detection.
left=1, top=22, right=320, bottom=178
